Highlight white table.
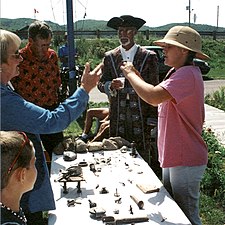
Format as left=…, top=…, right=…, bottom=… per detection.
left=48, top=149, right=191, bottom=225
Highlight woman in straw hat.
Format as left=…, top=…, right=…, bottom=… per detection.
left=120, top=26, right=209, bottom=225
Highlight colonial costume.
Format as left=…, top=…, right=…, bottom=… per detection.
left=98, top=15, right=159, bottom=163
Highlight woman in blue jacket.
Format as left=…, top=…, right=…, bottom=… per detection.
left=0, top=29, right=102, bottom=224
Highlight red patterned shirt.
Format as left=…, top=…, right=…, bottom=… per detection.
left=12, top=44, right=61, bottom=107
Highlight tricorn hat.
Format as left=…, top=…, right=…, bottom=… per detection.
left=107, top=15, right=146, bottom=30
left=154, top=26, right=209, bottom=60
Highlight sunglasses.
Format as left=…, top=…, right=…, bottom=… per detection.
left=7, top=132, right=29, bottom=175
left=11, top=50, right=21, bottom=59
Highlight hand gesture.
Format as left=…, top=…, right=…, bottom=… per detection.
left=120, top=61, right=141, bottom=78
left=80, top=62, right=103, bottom=93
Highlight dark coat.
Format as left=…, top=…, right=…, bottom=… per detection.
left=98, top=46, right=159, bottom=160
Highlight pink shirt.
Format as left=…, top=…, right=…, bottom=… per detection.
left=158, top=66, right=208, bottom=168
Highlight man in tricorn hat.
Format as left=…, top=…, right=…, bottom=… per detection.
left=98, top=15, right=159, bottom=170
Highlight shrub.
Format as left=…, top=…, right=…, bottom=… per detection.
left=201, top=128, right=225, bottom=208
left=205, top=87, right=225, bottom=111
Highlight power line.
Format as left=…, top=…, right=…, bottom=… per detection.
left=50, top=0, right=56, bottom=22
left=76, top=0, right=88, bottom=18
left=61, top=0, right=66, bottom=26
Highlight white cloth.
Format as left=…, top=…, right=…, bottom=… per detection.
left=120, top=44, right=138, bottom=62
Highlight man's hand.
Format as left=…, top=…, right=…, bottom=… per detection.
left=110, top=78, right=124, bottom=90
left=120, top=61, right=142, bottom=78
left=80, top=62, right=103, bottom=93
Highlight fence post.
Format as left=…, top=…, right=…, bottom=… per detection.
left=145, top=30, right=150, bottom=40
left=213, top=30, right=217, bottom=41
left=96, top=29, right=100, bottom=39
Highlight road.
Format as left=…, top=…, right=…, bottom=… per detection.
left=203, top=79, right=225, bottom=96
left=89, top=80, right=225, bottom=103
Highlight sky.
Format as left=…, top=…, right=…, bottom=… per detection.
left=1, top=0, right=225, bottom=28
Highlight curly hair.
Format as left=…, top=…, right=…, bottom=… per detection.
left=28, top=20, right=52, bottom=40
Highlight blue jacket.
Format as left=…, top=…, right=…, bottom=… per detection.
left=1, top=84, right=89, bottom=212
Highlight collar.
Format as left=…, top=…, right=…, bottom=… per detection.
left=7, top=81, right=15, bottom=91
left=0, top=82, right=13, bottom=91
left=120, top=44, right=138, bottom=62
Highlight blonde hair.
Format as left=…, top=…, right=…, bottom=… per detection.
left=0, top=131, right=33, bottom=189
left=0, top=29, right=21, bottom=64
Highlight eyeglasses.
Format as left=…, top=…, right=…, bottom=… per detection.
left=7, top=132, right=29, bottom=175
left=11, top=50, right=21, bottom=59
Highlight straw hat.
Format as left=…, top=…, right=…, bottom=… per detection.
left=107, top=15, right=145, bottom=30
left=154, top=26, right=209, bottom=60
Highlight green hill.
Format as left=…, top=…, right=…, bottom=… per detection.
left=1, top=18, right=225, bottom=32
left=0, top=18, right=65, bottom=31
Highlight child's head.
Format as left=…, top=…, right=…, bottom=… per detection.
left=0, top=131, right=37, bottom=192
left=154, top=26, right=209, bottom=60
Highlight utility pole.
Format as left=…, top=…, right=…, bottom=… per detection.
left=66, top=0, right=77, bottom=94
left=217, top=5, right=219, bottom=29
left=188, top=0, right=191, bottom=26
left=213, top=5, right=220, bottom=41
left=186, top=0, right=191, bottom=27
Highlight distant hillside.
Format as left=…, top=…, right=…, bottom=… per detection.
left=0, top=18, right=65, bottom=31
left=154, top=22, right=225, bottom=32
left=75, top=19, right=225, bottom=32
left=1, top=18, right=225, bottom=32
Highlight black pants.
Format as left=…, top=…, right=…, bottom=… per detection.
left=40, top=132, right=64, bottom=159
left=40, top=104, right=64, bottom=160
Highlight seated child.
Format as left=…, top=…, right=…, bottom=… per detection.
left=0, top=131, right=37, bottom=225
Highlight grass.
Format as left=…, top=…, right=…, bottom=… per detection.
left=200, top=194, right=225, bottom=225
left=207, top=68, right=225, bottom=79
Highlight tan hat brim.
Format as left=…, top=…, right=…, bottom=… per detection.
left=154, top=39, right=210, bottom=60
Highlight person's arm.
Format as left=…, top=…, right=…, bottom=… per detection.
left=1, top=87, right=88, bottom=134
left=1, top=62, right=103, bottom=134
left=120, top=62, right=172, bottom=106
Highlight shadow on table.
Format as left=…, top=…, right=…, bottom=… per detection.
left=147, top=187, right=172, bottom=206
left=148, top=212, right=190, bottom=225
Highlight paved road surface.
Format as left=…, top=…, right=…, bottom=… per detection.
left=89, top=80, right=225, bottom=103
left=89, top=87, right=108, bottom=103
left=204, top=79, right=225, bottom=95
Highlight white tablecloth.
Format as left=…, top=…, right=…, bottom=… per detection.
left=48, top=149, right=191, bottom=225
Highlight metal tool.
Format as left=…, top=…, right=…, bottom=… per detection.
left=55, top=165, right=84, bottom=193
left=102, top=215, right=149, bottom=224
left=88, top=199, right=97, bottom=208
left=130, top=195, right=144, bottom=209
left=67, top=199, right=82, bottom=207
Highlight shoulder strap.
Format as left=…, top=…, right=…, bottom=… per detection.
left=139, top=50, right=150, bottom=73
left=109, top=53, right=120, bottom=78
